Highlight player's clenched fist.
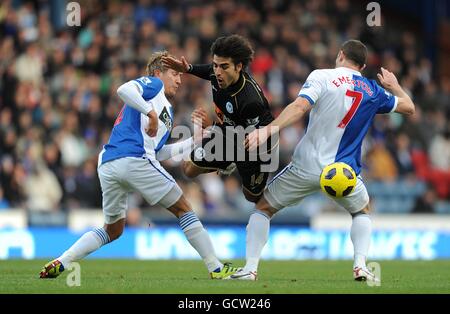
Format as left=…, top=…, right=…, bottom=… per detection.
left=146, top=110, right=158, bottom=137
left=191, top=106, right=211, bottom=129
left=192, top=107, right=212, bottom=144
left=245, top=127, right=270, bottom=151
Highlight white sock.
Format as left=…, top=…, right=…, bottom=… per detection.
left=58, top=228, right=110, bottom=267
left=180, top=211, right=222, bottom=273
left=350, top=213, right=372, bottom=268
left=244, top=210, right=270, bottom=273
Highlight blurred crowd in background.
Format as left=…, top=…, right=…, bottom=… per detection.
left=0, top=0, right=449, bottom=223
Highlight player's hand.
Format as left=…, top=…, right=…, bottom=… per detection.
left=192, top=108, right=212, bottom=145
left=245, top=127, right=270, bottom=151
left=146, top=110, right=158, bottom=137
left=377, top=67, right=400, bottom=92
left=193, top=124, right=212, bottom=145
left=191, top=106, right=212, bottom=129
left=161, top=56, right=190, bottom=73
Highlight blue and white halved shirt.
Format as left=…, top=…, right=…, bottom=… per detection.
left=293, top=67, right=398, bottom=175
left=99, top=76, right=174, bottom=166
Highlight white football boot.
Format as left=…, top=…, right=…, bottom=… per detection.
left=228, top=269, right=258, bottom=281
left=353, top=266, right=380, bottom=283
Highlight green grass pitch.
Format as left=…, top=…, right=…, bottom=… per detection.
left=1, top=259, right=450, bottom=294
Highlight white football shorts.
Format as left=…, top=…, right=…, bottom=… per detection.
left=98, top=157, right=182, bottom=224
left=264, top=163, right=369, bottom=214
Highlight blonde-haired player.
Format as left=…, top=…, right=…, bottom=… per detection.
left=40, top=51, right=239, bottom=280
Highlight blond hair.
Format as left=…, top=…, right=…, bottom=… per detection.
left=146, top=51, right=172, bottom=76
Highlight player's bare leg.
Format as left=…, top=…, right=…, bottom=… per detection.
left=230, top=196, right=276, bottom=280
left=242, top=187, right=263, bottom=203
left=166, top=195, right=239, bottom=279
left=351, top=204, right=379, bottom=282
left=182, top=160, right=215, bottom=178
left=39, top=219, right=124, bottom=278
left=104, top=218, right=126, bottom=241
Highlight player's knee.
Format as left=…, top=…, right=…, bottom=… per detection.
left=360, top=203, right=371, bottom=214
left=167, top=196, right=192, bottom=218
left=351, top=204, right=371, bottom=217
left=255, top=196, right=277, bottom=218
left=361, top=209, right=371, bottom=215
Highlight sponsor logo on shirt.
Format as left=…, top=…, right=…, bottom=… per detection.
left=138, top=76, right=152, bottom=85
left=226, top=101, right=234, bottom=113
left=215, top=104, right=235, bottom=126
left=194, top=147, right=205, bottom=159
left=223, top=115, right=235, bottom=126
left=246, top=116, right=260, bottom=126
left=302, top=81, right=311, bottom=89
left=159, top=107, right=172, bottom=130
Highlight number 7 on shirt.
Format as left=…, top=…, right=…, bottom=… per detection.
left=338, top=90, right=363, bottom=128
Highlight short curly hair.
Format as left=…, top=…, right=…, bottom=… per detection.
left=210, top=34, right=254, bottom=69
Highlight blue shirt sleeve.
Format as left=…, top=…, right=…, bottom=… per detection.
left=375, top=82, right=397, bottom=114
left=133, top=76, right=164, bottom=101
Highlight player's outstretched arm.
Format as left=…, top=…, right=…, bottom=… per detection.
left=162, top=56, right=190, bottom=73
left=155, top=137, right=194, bottom=161
left=245, top=96, right=311, bottom=151
left=162, top=56, right=212, bottom=80
left=377, top=67, right=415, bottom=115
left=156, top=107, right=212, bottom=161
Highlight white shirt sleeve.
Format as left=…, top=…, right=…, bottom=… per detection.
left=116, top=80, right=154, bottom=115
left=298, top=70, right=325, bottom=105
left=156, top=137, right=194, bottom=161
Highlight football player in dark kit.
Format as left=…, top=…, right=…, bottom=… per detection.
left=162, top=34, right=276, bottom=203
